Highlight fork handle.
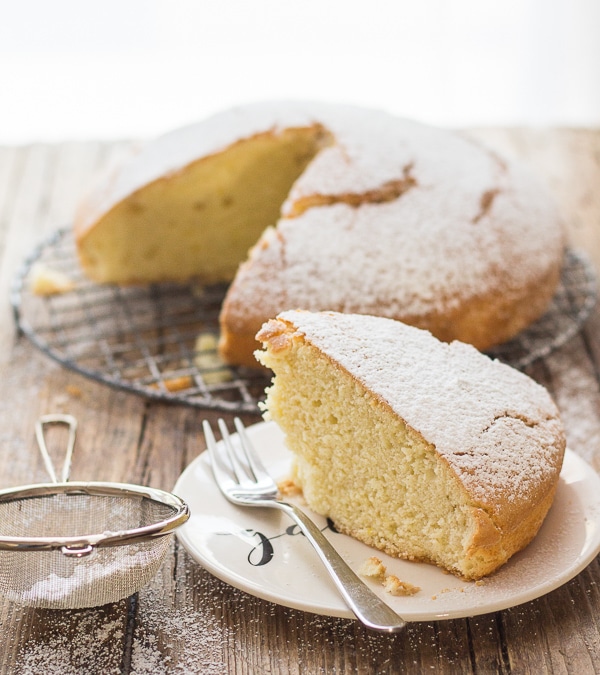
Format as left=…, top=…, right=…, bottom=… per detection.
left=275, top=500, right=407, bottom=633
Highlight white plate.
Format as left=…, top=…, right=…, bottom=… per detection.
left=174, top=421, right=600, bottom=622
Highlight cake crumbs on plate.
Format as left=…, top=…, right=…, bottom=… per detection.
left=439, top=587, right=465, bottom=594
left=359, top=556, right=387, bottom=582
left=383, top=575, right=421, bottom=596
left=359, top=556, right=420, bottom=596
left=277, top=477, right=304, bottom=497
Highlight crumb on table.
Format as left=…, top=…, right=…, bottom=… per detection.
left=66, top=384, right=83, bottom=398
left=30, top=264, right=75, bottom=296
left=151, top=376, right=194, bottom=392
left=194, top=333, right=232, bottom=384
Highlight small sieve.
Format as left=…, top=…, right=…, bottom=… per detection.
left=0, top=414, right=190, bottom=609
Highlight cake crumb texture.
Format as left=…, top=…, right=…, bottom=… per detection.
left=359, top=556, right=387, bottom=582
left=383, top=575, right=421, bottom=596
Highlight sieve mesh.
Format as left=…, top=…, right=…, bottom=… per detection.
left=0, top=491, right=178, bottom=609
left=0, top=538, right=172, bottom=609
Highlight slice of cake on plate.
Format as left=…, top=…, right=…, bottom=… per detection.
left=255, top=310, right=566, bottom=580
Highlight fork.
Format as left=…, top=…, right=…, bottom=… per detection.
left=204, top=418, right=407, bottom=633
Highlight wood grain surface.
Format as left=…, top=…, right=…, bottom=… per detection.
left=0, top=129, right=599, bottom=674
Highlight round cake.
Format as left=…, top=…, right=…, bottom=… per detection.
left=74, top=101, right=565, bottom=367
left=255, top=310, right=567, bottom=580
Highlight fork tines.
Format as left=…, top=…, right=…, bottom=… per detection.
left=203, top=417, right=272, bottom=490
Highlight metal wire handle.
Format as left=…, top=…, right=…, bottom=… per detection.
left=0, top=416, right=190, bottom=554
left=34, top=414, right=78, bottom=483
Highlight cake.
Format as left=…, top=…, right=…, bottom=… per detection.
left=74, top=101, right=565, bottom=367
left=255, top=310, right=566, bottom=580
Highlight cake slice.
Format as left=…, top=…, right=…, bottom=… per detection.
left=255, top=310, right=566, bottom=580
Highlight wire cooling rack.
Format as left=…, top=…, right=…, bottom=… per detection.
left=11, top=229, right=269, bottom=413
left=11, top=228, right=598, bottom=413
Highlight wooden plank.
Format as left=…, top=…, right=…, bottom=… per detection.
left=39, top=141, right=106, bottom=231
left=543, top=130, right=600, bottom=274
left=501, top=573, right=600, bottom=674
left=0, top=142, right=143, bottom=675
left=467, top=614, right=509, bottom=673
left=0, top=144, right=58, bottom=362
left=0, top=145, right=22, bottom=235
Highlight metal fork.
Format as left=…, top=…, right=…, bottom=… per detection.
left=204, top=418, right=407, bottom=633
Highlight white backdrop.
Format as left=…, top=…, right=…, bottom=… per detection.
left=1, top=0, right=599, bottom=143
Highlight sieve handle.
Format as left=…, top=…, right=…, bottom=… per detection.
left=35, top=414, right=78, bottom=483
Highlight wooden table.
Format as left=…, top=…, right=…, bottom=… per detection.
left=0, top=129, right=599, bottom=674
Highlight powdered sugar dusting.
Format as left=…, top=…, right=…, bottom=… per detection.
left=274, top=310, right=565, bottom=513
left=283, top=105, right=500, bottom=208
left=131, top=588, right=226, bottom=674
left=78, top=100, right=344, bottom=234
left=16, top=611, right=126, bottom=674
left=225, top=102, right=563, bottom=326
left=16, top=547, right=230, bottom=674
left=128, top=544, right=230, bottom=674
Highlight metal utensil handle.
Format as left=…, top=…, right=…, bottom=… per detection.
left=34, top=414, right=78, bottom=483
left=277, top=500, right=407, bottom=633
